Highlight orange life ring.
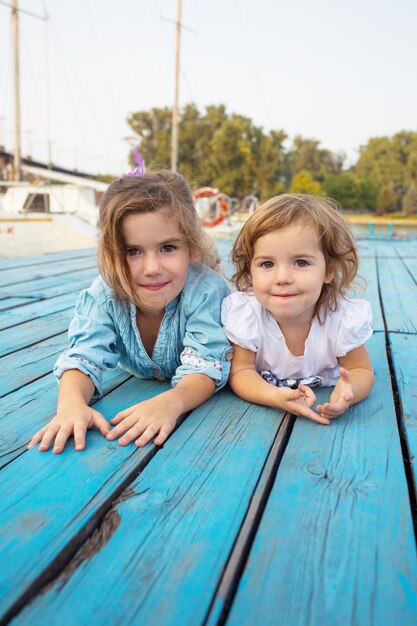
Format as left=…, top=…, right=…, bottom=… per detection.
left=193, top=187, right=229, bottom=227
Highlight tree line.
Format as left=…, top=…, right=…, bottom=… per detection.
left=126, top=104, right=417, bottom=215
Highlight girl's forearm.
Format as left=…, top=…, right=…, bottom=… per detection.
left=349, top=367, right=375, bottom=404
left=162, top=373, right=216, bottom=417
left=58, top=369, right=96, bottom=406
left=230, top=368, right=286, bottom=409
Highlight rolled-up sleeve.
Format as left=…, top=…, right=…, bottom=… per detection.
left=54, top=281, right=121, bottom=400
left=171, top=268, right=232, bottom=390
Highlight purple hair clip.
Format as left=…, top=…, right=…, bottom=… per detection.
left=128, top=146, right=145, bottom=176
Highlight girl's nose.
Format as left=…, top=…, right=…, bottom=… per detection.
left=274, top=265, right=292, bottom=284
left=142, top=254, right=161, bottom=275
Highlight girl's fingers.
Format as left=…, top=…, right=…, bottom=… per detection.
left=134, top=424, right=159, bottom=448
left=304, top=410, right=330, bottom=425
left=52, top=426, right=73, bottom=454
left=73, top=422, right=87, bottom=451
left=288, top=401, right=330, bottom=425
left=106, top=417, right=137, bottom=440
left=27, top=427, right=47, bottom=449
left=38, top=425, right=61, bottom=451
left=153, top=426, right=170, bottom=446
left=118, top=424, right=144, bottom=446
left=110, top=408, right=132, bottom=424
left=92, top=411, right=111, bottom=436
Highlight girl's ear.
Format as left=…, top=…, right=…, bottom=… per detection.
left=189, top=250, right=199, bottom=265
left=324, top=263, right=334, bottom=284
left=189, top=250, right=198, bottom=265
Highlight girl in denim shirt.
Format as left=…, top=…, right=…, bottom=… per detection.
left=29, top=170, right=232, bottom=454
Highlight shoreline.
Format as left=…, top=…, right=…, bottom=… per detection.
left=344, top=214, right=417, bottom=226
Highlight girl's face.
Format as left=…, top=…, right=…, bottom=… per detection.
left=250, top=222, right=333, bottom=327
left=120, top=210, right=191, bottom=314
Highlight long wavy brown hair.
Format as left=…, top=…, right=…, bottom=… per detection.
left=232, top=193, right=359, bottom=323
left=97, top=170, right=219, bottom=306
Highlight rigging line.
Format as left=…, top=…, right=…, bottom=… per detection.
left=46, top=21, right=91, bottom=158
left=0, top=30, right=11, bottom=111
left=19, top=25, right=48, bottom=154
left=85, top=0, right=120, bottom=118
left=155, top=0, right=195, bottom=108
left=232, top=0, right=273, bottom=129
left=121, top=0, right=157, bottom=127
left=0, top=0, right=47, bottom=20
left=48, top=19, right=113, bottom=157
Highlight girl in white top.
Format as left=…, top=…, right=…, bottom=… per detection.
left=222, top=193, right=374, bottom=425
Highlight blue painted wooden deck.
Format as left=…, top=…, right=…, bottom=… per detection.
left=1, top=238, right=417, bottom=626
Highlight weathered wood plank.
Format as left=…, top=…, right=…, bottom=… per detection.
left=377, top=257, right=417, bottom=334
left=374, top=241, right=401, bottom=257
left=355, top=255, right=384, bottom=332
left=5, top=389, right=282, bottom=626
left=0, top=248, right=96, bottom=271
left=389, top=332, right=417, bottom=481
left=0, top=256, right=97, bottom=288
left=0, top=379, right=173, bottom=621
left=356, top=239, right=377, bottom=258
left=394, top=240, right=417, bottom=258
left=0, top=368, right=131, bottom=469
left=0, top=297, right=35, bottom=311
left=402, top=256, right=417, bottom=278
left=0, top=292, right=76, bottom=331
left=0, top=310, right=73, bottom=357
left=0, top=332, right=67, bottom=396
left=0, top=267, right=97, bottom=299
left=224, top=333, right=417, bottom=626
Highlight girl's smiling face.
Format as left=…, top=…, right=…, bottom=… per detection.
left=250, top=222, right=333, bottom=327
left=121, top=210, right=191, bottom=314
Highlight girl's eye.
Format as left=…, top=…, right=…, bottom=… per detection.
left=161, top=244, right=177, bottom=253
left=259, top=260, right=274, bottom=269
left=295, top=259, right=310, bottom=267
left=127, top=248, right=141, bottom=257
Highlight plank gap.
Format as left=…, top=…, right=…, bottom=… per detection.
left=376, top=247, right=417, bottom=546
left=0, top=329, right=67, bottom=359
left=385, top=336, right=417, bottom=540
left=202, top=413, right=296, bottom=626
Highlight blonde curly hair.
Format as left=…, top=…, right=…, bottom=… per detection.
left=232, top=193, right=359, bottom=322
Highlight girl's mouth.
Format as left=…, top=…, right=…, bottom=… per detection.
left=140, top=282, right=168, bottom=291
left=273, top=293, right=296, bottom=298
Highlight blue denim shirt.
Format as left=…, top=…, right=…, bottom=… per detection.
left=54, top=264, right=232, bottom=400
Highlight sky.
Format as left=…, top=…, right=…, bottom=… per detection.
left=0, top=0, right=416, bottom=177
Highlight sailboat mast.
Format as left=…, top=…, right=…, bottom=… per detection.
left=11, top=0, right=21, bottom=181
left=171, top=0, right=181, bottom=172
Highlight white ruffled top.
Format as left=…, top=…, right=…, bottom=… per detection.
left=221, top=291, right=373, bottom=387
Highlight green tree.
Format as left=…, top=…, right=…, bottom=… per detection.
left=376, top=184, right=397, bottom=215
left=206, top=113, right=260, bottom=196
left=323, top=172, right=378, bottom=211
left=287, top=135, right=344, bottom=184
left=179, top=104, right=228, bottom=186
left=289, top=170, right=324, bottom=195
left=355, top=131, right=417, bottom=209
left=255, top=130, right=287, bottom=199
left=402, top=183, right=417, bottom=216
left=126, top=107, right=172, bottom=168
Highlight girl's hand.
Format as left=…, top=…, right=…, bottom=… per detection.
left=316, top=367, right=354, bottom=419
left=106, top=395, right=178, bottom=448
left=278, top=384, right=330, bottom=425
left=27, top=401, right=110, bottom=454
